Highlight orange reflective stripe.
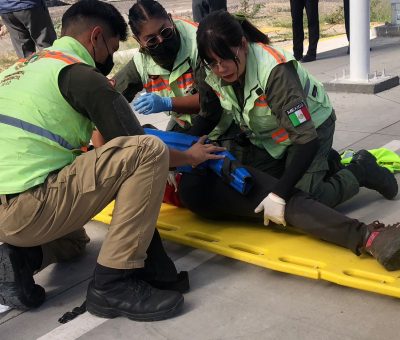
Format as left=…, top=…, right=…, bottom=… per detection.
left=41, top=51, right=81, bottom=64
left=255, top=95, right=268, bottom=107
left=177, top=73, right=194, bottom=89
left=271, top=128, right=288, bottom=143
left=259, top=44, right=286, bottom=64
left=214, top=90, right=221, bottom=97
left=143, top=77, right=171, bottom=92
left=173, top=17, right=198, bottom=27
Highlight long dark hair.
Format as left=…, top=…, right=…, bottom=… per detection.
left=128, top=0, right=169, bottom=37
left=197, top=10, right=269, bottom=66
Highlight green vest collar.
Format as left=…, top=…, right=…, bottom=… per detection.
left=51, top=36, right=95, bottom=67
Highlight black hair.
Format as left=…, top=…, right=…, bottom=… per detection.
left=197, top=10, right=270, bottom=65
left=62, top=0, right=128, bottom=41
left=128, top=0, right=169, bottom=37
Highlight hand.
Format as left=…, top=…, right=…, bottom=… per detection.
left=254, top=193, right=286, bottom=226
left=133, top=93, right=172, bottom=114
left=167, top=171, right=178, bottom=192
left=186, top=135, right=226, bottom=168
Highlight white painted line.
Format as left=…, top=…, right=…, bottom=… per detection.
left=381, top=140, right=400, bottom=153
left=0, top=305, right=10, bottom=313
left=36, top=249, right=215, bottom=339
left=174, top=249, right=216, bottom=272
left=36, top=311, right=107, bottom=340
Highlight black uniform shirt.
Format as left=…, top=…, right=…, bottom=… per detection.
left=58, top=63, right=144, bottom=142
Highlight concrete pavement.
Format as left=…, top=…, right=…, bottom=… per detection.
left=1, top=19, right=400, bottom=340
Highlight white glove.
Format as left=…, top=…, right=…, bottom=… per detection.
left=254, top=192, right=287, bottom=226
left=167, top=171, right=178, bottom=192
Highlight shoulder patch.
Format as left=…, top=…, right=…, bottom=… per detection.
left=286, top=102, right=311, bottom=127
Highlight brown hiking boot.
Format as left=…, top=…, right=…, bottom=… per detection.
left=364, top=221, right=400, bottom=271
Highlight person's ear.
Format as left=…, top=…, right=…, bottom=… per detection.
left=241, top=37, right=248, bottom=53
left=90, top=26, right=103, bottom=45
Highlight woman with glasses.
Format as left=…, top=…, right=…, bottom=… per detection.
left=178, top=10, right=397, bottom=220
left=172, top=10, right=400, bottom=273
left=113, top=0, right=201, bottom=131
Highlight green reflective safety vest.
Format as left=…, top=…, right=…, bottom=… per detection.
left=205, top=43, right=333, bottom=159
left=341, top=148, right=400, bottom=173
left=0, top=36, right=95, bottom=194
left=133, top=18, right=198, bottom=128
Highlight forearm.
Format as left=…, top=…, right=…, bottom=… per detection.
left=168, top=148, right=194, bottom=168
left=272, top=138, right=319, bottom=200
left=171, top=93, right=200, bottom=114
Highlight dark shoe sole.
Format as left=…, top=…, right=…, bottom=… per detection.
left=0, top=244, right=45, bottom=310
left=86, top=295, right=184, bottom=321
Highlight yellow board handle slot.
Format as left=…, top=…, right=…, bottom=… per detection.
left=185, top=232, right=220, bottom=243
left=157, top=225, right=179, bottom=232
left=279, top=256, right=326, bottom=269
left=342, top=269, right=396, bottom=284
left=229, top=243, right=264, bottom=256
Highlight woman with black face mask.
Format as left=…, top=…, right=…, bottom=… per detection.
left=113, top=0, right=202, bottom=132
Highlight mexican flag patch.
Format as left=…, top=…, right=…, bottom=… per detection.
left=286, top=102, right=311, bottom=127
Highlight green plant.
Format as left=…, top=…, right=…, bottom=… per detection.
left=236, top=0, right=264, bottom=19
left=370, top=0, right=391, bottom=22
left=0, top=52, right=18, bottom=72
left=323, top=6, right=345, bottom=25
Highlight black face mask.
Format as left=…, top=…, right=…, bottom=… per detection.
left=93, top=34, right=114, bottom=76
left=145, top=31, right=180, bottom=69
left=95, top=54, right=114, bottom=76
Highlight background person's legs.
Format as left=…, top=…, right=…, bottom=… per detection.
left=305, top=0, right=320, bottom=58
left=290, top=0, right=306, bottom=60
left=21, top=4, right=57, bottom=50
left=1, top=12, right=35, bottom=57
left=192, top=0, right=208, bottom=22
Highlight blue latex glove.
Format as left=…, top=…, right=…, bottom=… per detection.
left=133, top=93, right=173, bottom=114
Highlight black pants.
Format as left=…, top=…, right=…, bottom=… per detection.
left=178, top=166, right=367, bottom=255
left=1, top=3, right=56, bottom=58
left=290, top=0, right=320, bottom=58
left=344, top=0, right=350, bottom=42
left=192, top=0, right=227, bottom=22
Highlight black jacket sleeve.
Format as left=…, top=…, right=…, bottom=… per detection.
left=58, top=63, right=144, bottom=142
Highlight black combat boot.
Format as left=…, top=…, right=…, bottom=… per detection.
left=363, top=221, right=400, bottom=271
left=347, top=150, right=398, bottom=199
left=0, top=244, right=45, bottom=309
left=138, top=229, right=190, bottom=293
left=86, top=264, right=184, bottom=321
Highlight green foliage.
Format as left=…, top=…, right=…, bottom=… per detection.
left=323, top=6, right=345, bottom=25
left=370, top=0, right=391, bottom=22
left=236, top=0, right=265, bottom=19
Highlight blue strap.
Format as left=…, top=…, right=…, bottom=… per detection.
left=0, top=113, right=75, bottom=150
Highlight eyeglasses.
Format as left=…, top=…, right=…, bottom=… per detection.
left=203, top=47, right=241, bottom=70
left=144, top=26, right=175, bottom=49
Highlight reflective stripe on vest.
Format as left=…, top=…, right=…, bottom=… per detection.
left=259, top=44, right=286, bottom=64
left=255, top=95, right=268, bottom=107
left=0, top=113, right=76, bottom=150
left=17, top=50, right=82, bottom=65
left=176, top=73, right=194, bottom=89
left=143, top=77, right=171, bottom=92
left=271, top=128, right=289, bottom=144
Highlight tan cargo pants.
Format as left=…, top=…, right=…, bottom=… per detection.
left=0, top=135, right=169, bottom=269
